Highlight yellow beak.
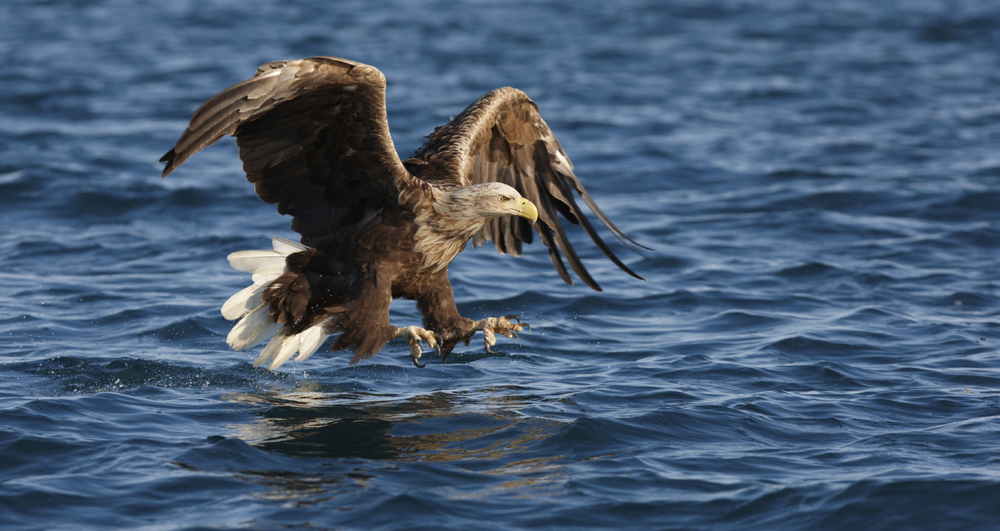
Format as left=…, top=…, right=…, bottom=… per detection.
left=517, top=198, right=538, bottom=223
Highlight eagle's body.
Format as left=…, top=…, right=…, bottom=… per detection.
left=162, top=57, right=642, bottom=368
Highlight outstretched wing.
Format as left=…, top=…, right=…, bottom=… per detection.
left=404, top=87, right=645, bottom=291
left=161, top=56, right=427, bottom=248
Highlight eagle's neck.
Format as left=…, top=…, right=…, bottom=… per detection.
left=412, top=189, right=489, bottom=273
left=433, top=189, right=492, bottom=239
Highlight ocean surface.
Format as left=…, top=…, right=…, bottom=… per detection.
left=3, top=0, right=1000, bottom=529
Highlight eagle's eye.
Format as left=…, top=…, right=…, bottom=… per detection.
left=500, top=196, right=510, bottom=203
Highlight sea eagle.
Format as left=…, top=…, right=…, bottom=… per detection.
left=161, top=56, right=643, bottom=369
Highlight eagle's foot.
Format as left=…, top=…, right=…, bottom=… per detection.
left=395, top=326, right=440, bottom=368
left=472, top=314, right=530, bottom=354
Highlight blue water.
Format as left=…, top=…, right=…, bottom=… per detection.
left=3, top=0, right=1000, bottom=529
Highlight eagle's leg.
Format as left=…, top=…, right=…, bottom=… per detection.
left=394, top=326, right=441, bottom=368
left=415, top=277, right=530, bottom=361
left=471, top=314, right=530, bottom=354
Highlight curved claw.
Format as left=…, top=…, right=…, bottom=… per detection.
left=432, top=337, right=443, bottom=363
left=415, top=333, right=441, bottom=367
left=472, top=315, right=533, bottom=355
left=396, top=326, right=440, bottom=369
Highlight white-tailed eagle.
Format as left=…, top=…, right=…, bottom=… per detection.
left=161, top=56, right=643, bottom=369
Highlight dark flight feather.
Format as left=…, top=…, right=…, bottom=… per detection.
left=408, top=87, right=645, bottom=290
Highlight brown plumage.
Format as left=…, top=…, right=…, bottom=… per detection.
left=161, top=56, right=643, bottom=369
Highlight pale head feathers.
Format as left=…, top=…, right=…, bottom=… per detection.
left=440, top=182, right=535, bottom=223
left=413, top=183, right=538, bottom=273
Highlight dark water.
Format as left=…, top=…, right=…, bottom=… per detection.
left=3, top=0, right=1000, bottom=528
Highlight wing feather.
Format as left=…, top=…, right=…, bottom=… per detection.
left=408, top=88, right=645, bottom=290
left=161, top=57, right=427, bottom=248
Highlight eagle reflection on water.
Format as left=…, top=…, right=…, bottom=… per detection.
left=214, top=384, right=569, bottom=501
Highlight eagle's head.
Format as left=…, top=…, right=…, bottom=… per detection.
left=443, top=182, right=538, bottom=225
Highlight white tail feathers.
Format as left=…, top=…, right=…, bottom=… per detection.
left=222, top=237, right=331, bottom=369
left=294, top=325, right=328, bottom=362
left=253, top=324, right=333, bottom=370
left=227, top=303, right=279, bottom=350
left=221, top=282, right=266, bottom=320
left=254, top=333, right=299, bottom=369
left=227, top=250, right=289, bottom=275
left=271, top=236, right=308, bottom=254
left=225, top=237, right=308, bottom=275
